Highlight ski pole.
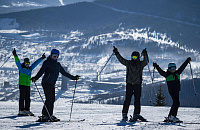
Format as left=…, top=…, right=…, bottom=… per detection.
left=98, top=52, right=114, bottom=77
left=150, top=67, right=155, bottom=103
left=34, top=82, right=53, bottom=121
left=0, top=53, right=12, bottom=68
left=144, top=50, right=154, bottom=103
left=189, top=62, right=197, bottom=95
left=69, top=80, right=78, bottom=121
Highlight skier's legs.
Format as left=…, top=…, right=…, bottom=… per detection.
left=133, top=84, right=142, bottom=114
left=168, top=90, right=180, bottom=117
left=122, top=83, right=134, bottom=113
left=51, top=85, right=55, bottom=115
left=42, top=83, right=55, bottom=116
left=19, top=85, right=26, bottom=111
left=25, top=86, right=31, bottom=111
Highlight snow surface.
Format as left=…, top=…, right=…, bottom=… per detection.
left=0, top=100, right=200, bottom=129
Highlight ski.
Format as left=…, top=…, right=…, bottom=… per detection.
left=116, top=119, right=200, bottom=125
left=116, top=119, right=148, bottom=123
left=183, top=122, right=200, bottom=124
left=62, top=119, right=85, bottom=122
left=18, top=114, right=36, bottom=117
left=36, top=119, right=85, bottom=122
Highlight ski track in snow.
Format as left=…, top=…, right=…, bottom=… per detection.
left=93, top=2, right=200, bottom=28
left=0, top=100, right=200, bottom=129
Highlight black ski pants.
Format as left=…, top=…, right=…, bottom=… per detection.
left=42, top=83, right=55, bottom=116
left=168, top=90, right=180, bottom=117
left=19, top=85, right=31, bottom=111
left=122, top=83, right=142, bottom=115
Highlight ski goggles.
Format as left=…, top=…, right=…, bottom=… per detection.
left=132, top=56, right=138, bottom=60
left=25, top=62, right=30, bottom=65
left=52, top=53, right=59, bottom=58
left=169, top=66, right=176, bottom=70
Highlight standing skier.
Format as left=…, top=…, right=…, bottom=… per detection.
left=113, top=47, right=148, bottom=122
left=153, top=57, right=191, bottom=122
left=12, top=48, right=46, bottom=116
left=31, top=49, right=80, bottom=122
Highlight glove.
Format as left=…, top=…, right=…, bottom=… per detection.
left=31, top=77, right=36, bottom=82
left=75, top=75, right=80, bottom=80
left=113, top=46, right=119, bottom=54
left=153, top=62, right=157, bottom=68
left=187, top=57, right=191, bottom=62
left=41, top=53, right=46, bottom=60
left=142, top=48, right=147, bottom=56
left=12, top=48, right=17, bottom=56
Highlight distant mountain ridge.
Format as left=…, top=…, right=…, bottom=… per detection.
left=0, top=0, right=199, bottom=51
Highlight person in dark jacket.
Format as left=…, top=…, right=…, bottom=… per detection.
left=12, top=48, right=46, bottom=116
left=31, top=49, right=80, bottom=122
left=113, top=47, right=148, bottom=122
left=153, top=57, right=191, bottom=122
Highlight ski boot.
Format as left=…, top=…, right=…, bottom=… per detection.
left=25, top=110, right=34, bottom=116
left=165, top=115, right=182, bottom=123
left=122, top=113, right=128, bottom=121
left=129, top=114, right=147, bottom=122
left=51, top=115, right=60, bottom=122
left=18, top=110, right=28, bottom=116
left=36, top=115, right=52, bottom=122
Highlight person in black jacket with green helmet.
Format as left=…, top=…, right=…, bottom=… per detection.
left=113, top=47, right=149, bottom=122
left=153, top=57, right=191, bottom=123
left=31, top=49, right=80, bottom=122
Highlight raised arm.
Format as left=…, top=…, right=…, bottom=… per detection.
left=177, top=57, right=191, bottom=74
left=30, top=53, right=46, bottom=70
left=12, top=48, right=22, bottom=71
left=153, top=62, right=168, bottom=78
left=113, top=46, right=129, bottom=66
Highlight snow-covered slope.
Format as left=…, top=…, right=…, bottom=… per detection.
left=0, top=100, right=200, bottom=129
left=0, top=0, right=95, bottom=14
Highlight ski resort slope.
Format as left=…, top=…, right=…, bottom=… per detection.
left=0, top=99, right=200, bottom=129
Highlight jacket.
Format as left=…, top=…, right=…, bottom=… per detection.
left=14, top=55, right=42, bottom=86
left=154, top=59, right=190, bottom=91
left=116, top=52, right=148, bottom=85
left=34, top=56, right=76, bottom=85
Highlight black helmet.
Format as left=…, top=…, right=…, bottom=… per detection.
left=24, top=58, right=30, bottom=63
left=23, top=58, right=30, bottom=67
left=131, top=51, right=140, bottom=61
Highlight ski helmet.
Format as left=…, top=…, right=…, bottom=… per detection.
left=51, top=49, right=60, bottom=58
left=131, top=51, right=140, bottom=61
left=51, top=49, right=60, bottom=55
left=24, top=58, right=30, bottom=67
left=168, top=63, right=176, bottom=70
left=24, top=58, right=30, bottom=63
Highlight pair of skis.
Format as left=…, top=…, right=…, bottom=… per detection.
left=119, top=119, right=200, bottom=124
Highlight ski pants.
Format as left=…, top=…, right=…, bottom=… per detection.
left=42, top=83, right=55, bottom=116
left=122, top=83, right=142, bottom=115
left=19, top=85, right=31, bottom=111
left=168, top=90, right=180, bottom=117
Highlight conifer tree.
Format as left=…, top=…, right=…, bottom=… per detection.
left=153, top=85, right=167, bottom=106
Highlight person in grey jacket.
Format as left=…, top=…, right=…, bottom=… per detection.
left=113, top=47, right=148, bottom=122
left=31, top=49, right=80, bottom=122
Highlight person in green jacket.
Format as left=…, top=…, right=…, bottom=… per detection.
left=12, top=48, right=46, bottom=116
